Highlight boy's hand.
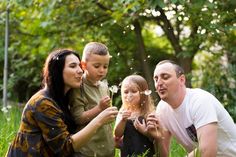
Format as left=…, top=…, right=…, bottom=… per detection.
left=98, top=96, right=111, bottom=110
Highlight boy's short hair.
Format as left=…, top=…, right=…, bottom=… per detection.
left=82, top=42, right=109, bottom=61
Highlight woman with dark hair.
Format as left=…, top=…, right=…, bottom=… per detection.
left=6, top=49, right=118, bottom=157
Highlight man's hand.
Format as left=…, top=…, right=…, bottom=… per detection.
left=146, top=113, right=163, bottom=140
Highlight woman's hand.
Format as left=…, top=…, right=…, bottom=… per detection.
left=72, top=106, right=118, bottom=151
left=95, top=106, right=118, bottom=126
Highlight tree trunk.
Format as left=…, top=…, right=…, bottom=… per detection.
left=178, top=57, right=193, bottom=87
left=133, top=20, right=159, bottom=102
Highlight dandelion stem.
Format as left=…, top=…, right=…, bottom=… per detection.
left=110, top=92, right=113, bottom=106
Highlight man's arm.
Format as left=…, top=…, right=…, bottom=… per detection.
left=154, top=130, right=171, bottom=157
left=188, top=122, right=217, bottom=157
left=147, top=113, right=170, bottom=157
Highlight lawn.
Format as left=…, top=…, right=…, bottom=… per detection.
left=0, top=104, right=187, bottom=157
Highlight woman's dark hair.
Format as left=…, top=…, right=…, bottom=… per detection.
left=42, top=49, right=81, bottom=133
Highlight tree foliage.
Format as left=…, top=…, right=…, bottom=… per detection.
left=0, top=0, right=236, bottom=119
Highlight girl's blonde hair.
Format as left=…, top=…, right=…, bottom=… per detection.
left=121, top=74, right=155, bottom=118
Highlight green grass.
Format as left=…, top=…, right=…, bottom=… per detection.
left=0, top=104, right=22, bottom=156
left=0, top=103, right=188, bottom=157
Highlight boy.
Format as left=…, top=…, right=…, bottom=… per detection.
left=69, top=42, right=114, bottom=157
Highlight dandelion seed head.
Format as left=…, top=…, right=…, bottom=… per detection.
left=109, top=85, right=119, bottom=93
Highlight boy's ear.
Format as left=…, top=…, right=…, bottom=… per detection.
left=81, top=61, right=86, bottom=70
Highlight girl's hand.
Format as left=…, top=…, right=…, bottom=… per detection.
left=114, top=136, right=123, bottom=148
left=133, top=118, right=147, bottom=135
left=121, top=110, right=131, bottom=121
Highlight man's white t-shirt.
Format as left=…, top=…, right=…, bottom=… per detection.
left=156, top=88, right=236, bottom=156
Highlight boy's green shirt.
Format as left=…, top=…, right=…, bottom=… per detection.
left=69, top=75, right=115, bottom=157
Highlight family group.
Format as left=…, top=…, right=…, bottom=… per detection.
left=6, top=42, right=236, bottom=157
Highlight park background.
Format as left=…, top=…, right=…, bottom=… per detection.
left=0, top=0, right=236, bottom=156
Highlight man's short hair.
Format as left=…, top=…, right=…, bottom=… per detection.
left=156, top=60, right=185, bottom=77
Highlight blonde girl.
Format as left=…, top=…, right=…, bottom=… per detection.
left=114, top=74, right=156, bottom=157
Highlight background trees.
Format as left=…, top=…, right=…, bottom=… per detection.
left=0, top=0, right=235, bottom=120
